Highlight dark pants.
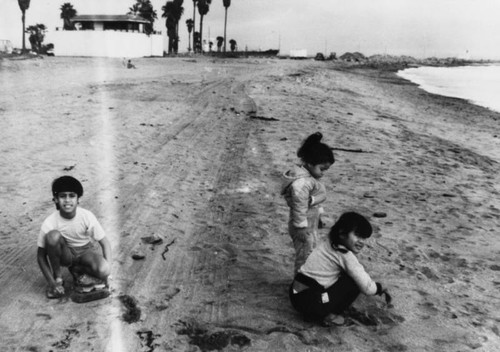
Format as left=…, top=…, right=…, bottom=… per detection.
left=289, top=273, right=360, bottom=321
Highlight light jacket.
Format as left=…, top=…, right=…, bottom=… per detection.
left=281, top=165, right=326, bottom=228
left=299, top=242, right=378, bottom=295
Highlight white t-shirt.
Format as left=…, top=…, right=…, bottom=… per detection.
left=37, top=207, right=106, bottom=248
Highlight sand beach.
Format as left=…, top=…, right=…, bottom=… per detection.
left=0, top=55, right=499, bottom=351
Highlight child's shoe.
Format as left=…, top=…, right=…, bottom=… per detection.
left=75, top=274, right=105, bottom=293
left=322, top=313, right=345, bottom=327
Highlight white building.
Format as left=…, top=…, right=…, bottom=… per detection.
left=46, top=14, right=163, bottom=58
left=0, top=39, right=13, bottom=53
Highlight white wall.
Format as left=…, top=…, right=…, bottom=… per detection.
left=46, top=30, right=163, bottom=58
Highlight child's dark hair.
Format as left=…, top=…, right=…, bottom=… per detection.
left=329, top=212, right=372, bottom=245
left=52, top=176, right=84, bottom=198
left=297, top=132, right=334, bottom=166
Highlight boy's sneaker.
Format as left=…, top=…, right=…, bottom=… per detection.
left=75, top=274, right=105, bottom=293
left=76, top=274, right=103, bottom=286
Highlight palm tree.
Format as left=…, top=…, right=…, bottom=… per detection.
left=216, top=36, right=223, bottom=52
left=26, top=23, right=46, bottom=53
left=222, top=0, right=230, bottom=53
left=128, top=3, right=140, bottom=15
left=162, top=0, right=184, bottom=54
left=172, top=0, right=184, bottom=53
left=186, top=18, right=194, bottom=52
left=129, top=0, right=158, bottom=35
left=162, top=1, right=176, bottom=54
left=18, top=0, right=31, bottom=53
left=194, top=31, right=201, bottom=53
left=60, top=3, right=77, bottom=30
left=229, top=39, right=237, bottom=52
left=197, top=0, right=211, bottom=53
left=192, top=0, right=198, bottom=52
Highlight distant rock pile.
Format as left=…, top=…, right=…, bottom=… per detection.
left=333, top=52, right=478, bottom=70
left=339, top=52, right=366, bottom=62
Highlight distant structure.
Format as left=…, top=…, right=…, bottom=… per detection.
left=290, top=49, right=307, bottom=59
left=0, top=39, right=13, bottom=54
left=46, top=14, right=163, bottom=58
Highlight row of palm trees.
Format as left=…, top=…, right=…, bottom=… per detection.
left=17, top=0, right=234, bottom=55
left=163, top=0, right=233, bottom=54
left=129, top=0, right=233, bottom=54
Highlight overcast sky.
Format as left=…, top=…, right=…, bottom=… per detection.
left=2, top=0, right=500, bottom=59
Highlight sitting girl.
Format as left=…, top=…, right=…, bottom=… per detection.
left=289, top=212, right=390, bottom=326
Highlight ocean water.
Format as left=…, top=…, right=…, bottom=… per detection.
left=397, top=65, right=500, bottom=113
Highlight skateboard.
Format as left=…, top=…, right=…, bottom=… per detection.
left=70, top=281, right=110, bottom=303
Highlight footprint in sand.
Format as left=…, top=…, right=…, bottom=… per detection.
left=417, top=266, right=440, bottom=281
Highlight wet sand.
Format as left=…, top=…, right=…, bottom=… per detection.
left=0, top=55, right=499, bottom=351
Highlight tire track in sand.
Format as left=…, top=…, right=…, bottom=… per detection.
left=105, top=76, right=260, bottom=349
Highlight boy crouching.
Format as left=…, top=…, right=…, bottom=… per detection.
left=37, top=176, right=111, bottom=298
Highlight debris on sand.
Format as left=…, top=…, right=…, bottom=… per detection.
left=141, top=234, right=164, bottom=245
left=249, top=115, right=279, bottom=121
left=137, top=330, right=161, bottom=352
left=161, top=238, right=176, bottom=260
left=62, top=164, right=76, bottom=171
left=51, top=328, right=79, bottom=349
left=119, top=294, right=141, bottom=323
left=131, top=250, right=146, bottom=260
left=331, top=147, right=370, bottom=153
left=176, top=320, right=251, bottom=351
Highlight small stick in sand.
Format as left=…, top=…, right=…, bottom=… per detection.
left=331, top=147, right=372, bottom=153
left=161, top=239, right=176, bottom=260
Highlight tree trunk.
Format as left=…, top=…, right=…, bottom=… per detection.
left=192, top=6, right=196, bottom=53
left=175, top=22, right=179, bottom=54
left=223, top=8, right=227, bottom=53
left=199, top=16, right=204, bottom=53
left=21, top=11, right=26, bottom=53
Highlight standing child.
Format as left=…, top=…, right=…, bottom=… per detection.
left=36, top=176, right=112, bottom=298
left=281, top=132, right=335, bottom=273
left=289, top=212, right=391, bottom=326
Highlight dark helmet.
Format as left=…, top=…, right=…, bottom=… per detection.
left=51, top=176, right=84, bottom=197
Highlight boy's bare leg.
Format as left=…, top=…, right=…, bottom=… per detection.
left=77, top=251, right=111, bottom=282
left=45, top=230, right=72, bottom=280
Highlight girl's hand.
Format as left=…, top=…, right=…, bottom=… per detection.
left=376, top=282, right=392, bottom=305
left=382, top=289, right=392, bottom=305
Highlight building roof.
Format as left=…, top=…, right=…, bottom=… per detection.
left=71, top=15, right=149, bottom=24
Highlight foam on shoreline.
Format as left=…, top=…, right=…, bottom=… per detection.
left=397, top=64, right=500, bottom=113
